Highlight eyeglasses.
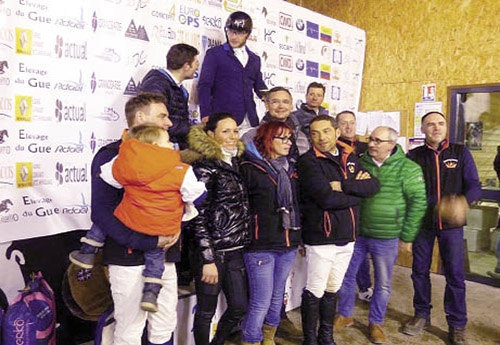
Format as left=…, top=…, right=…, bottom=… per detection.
left=273, top=136, right=292, bottom=144
left=368, top=137, right=393, bottom=145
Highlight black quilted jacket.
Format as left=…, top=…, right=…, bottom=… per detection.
left=183, top=125, right=251, bottom=264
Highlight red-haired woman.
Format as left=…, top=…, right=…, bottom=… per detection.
left=240, top=121, right=302, bottom=345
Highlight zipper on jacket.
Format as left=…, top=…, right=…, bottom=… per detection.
left=434, top=151, right=443, bottom=230
left=323, top=211, right=332, bottom=238
left=349, top=207, right=356, bottom=241
left=254, top=214, right=259, bottom=240
left=285, top=229, right=290, bottom=247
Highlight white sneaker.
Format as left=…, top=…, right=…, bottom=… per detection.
left=358, top=287, right=373, bottom=302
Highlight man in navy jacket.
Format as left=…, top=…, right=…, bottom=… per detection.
left=298, top=115, right=379, bottom=345
left=403, top=111, right=481, bottom=345
left=138, top=43, right=199, bottom=150
left=197, top=11, right=266, bottom=130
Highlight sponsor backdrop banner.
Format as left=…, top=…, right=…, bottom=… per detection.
left=0, top=0, right=365, bottom=243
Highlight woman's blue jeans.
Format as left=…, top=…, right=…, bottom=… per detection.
left=241, top=248, right=297, bottom=343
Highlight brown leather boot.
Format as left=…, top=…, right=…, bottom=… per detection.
left=369, top=323, right=386, bottom=344
left=262, top=324, right=277, bottom=345
left=333, top=315, right=354, bottom=331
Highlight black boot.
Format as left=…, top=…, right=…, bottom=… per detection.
left=301, top=289, right=320, bottom=345
left=193, top=310, right=215, bottom=345
left=318, top=292, right=337, bottom=345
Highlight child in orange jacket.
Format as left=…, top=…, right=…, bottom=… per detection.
left=70, top=124, right=206, bottom=312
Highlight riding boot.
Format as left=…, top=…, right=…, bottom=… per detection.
left=301, top=289, right=320, bottom=345
left=318, top=291, right=337, bottom=345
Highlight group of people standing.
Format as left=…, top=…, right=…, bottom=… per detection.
left=69, top=10, right=482, bottom=345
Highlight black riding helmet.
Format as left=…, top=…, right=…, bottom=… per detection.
left=225, top=11, right=253, bottom=34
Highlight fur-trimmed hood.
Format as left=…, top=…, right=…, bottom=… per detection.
left=181, top=124, right=245, bottom=164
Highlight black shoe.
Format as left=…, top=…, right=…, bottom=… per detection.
left=449, top=326, right=468, bottom=345
left=402, top=316, right=430, bottom=336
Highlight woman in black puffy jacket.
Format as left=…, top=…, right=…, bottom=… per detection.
left=184, top=113, right=250, bottom=345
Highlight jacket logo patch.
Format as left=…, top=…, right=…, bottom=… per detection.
left=443, top=159, right=458, bottom=169
left=347, top=162, right=355, bottom=174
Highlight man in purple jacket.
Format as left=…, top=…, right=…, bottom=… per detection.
left=197, top=11, right=266, bottom=131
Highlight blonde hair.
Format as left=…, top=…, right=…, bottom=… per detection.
left=125, top=123, right=166, bottom=144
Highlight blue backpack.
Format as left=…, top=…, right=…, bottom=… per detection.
left=2, top=272, right=56, bottom=345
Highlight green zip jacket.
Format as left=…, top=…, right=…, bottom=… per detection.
left=359, top=144, right=426, bottom=242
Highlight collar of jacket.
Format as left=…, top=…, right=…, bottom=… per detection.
left=425, top=138, right=449, bottom=152
left=362, top=144, right=405, bottom=166
left=299, top=103, right=327, bottom=116
left=223, top=42, right=248, bottom=55
left=312, top=142, right=352, bottom=159
left=120, top=129, right=128, bottom=141
left=337, top=136, right=362, bottom=148
left=242, top=141, right=293, bottom=178
left=182, top=124, right=245, bottom=164
left=336, top=139, right=355, bottom=155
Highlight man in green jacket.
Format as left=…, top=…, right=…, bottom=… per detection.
left=334, top=126, right=427, bottom=344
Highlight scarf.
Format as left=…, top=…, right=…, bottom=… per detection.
left=270, top=156, right=300, bottom=231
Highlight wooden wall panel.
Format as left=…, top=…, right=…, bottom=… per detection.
left=288, top=0, right=500, bottom=138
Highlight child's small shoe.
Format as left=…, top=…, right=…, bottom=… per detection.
left=69, top=250, right=96, bottom=269
left=140, top=291, right=159, bottom=312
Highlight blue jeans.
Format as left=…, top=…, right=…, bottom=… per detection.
left=241, top=248, right=297, bottom=343
left=411, top=227, right=467, bottom=327
left=143, top=248, right=166, bottom=280
left=84, top=223, right=106, bottom=247
left=338, top=236, right=399, bottom=324
left=356, top=255, right=372, bottom=291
